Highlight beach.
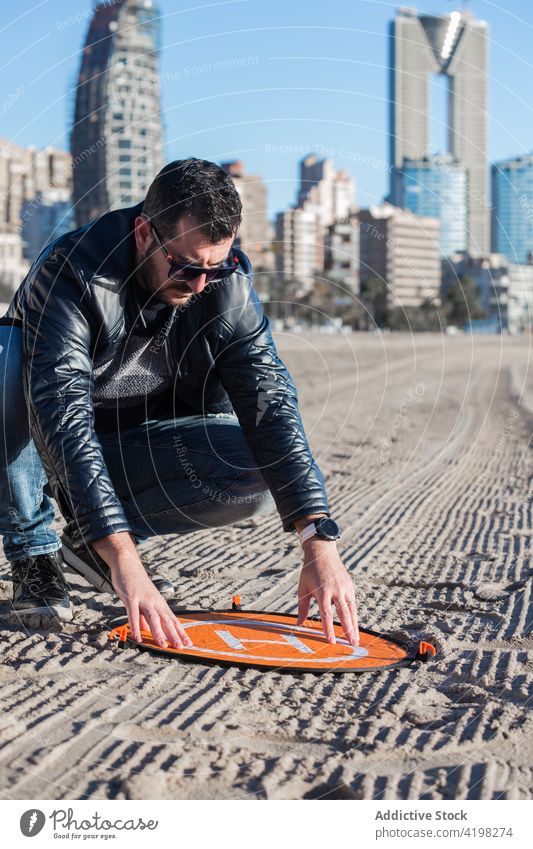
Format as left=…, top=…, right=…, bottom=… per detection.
left=1, top=331, right=532, bottom=800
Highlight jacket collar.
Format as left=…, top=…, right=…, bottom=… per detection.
left=56, top=201, right=160, bottom=333
left=63, top=202, right=143, bottom=288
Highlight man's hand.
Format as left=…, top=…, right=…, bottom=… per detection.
left=294, top=518, right=359, bottom=646
left=91, top=532, right=192, bottom=650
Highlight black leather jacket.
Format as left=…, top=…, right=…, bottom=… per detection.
left=2, top=202, right=330, bottom=546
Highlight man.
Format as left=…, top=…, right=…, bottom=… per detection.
left=0, top=158, right=358, bottom=649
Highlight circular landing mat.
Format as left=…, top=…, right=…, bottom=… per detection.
left=109, top=608, right=436, bottom=674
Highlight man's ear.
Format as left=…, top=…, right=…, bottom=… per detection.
left=134, top=214, right=152, bottom=254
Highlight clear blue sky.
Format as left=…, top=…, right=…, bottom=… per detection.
left=1, top=0, right=532, bottom=217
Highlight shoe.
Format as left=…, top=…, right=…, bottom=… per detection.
left=11, top=550, right=73, bottom=621
left=60, top=532, right=175, bottom=598
left=143, top=560, right=175, bottom=597
left=60, top=532, right=114, bottom=593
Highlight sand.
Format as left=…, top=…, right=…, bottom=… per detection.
left=1, top=331, right=532, bottom=800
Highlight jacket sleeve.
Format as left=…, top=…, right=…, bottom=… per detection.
left=214, top=276, right=330, bottom=532
left=21, top=253, right=135, bottom=547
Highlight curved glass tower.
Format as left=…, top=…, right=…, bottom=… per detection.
left=71, top=0, right=164, bottom=226
left=400, top=155, right=467, bottom=257
left=492, top=155, right=533, bottom=263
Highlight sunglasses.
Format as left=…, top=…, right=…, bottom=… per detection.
left=148, top=218, right=240, bottom=283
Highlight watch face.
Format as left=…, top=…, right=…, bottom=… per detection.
left=316, top=518, right=340, bottom=539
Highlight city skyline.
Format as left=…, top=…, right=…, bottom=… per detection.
left=0, top=0, right=532, bottom=218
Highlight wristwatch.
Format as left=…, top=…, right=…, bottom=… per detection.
left=297, top=517, right=341, bottom=548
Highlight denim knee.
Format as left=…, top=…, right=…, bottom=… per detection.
left=235, top=473, right=276, bottom=519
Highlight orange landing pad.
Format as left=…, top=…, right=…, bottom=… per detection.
left=109, top=610, right=436, bottom=673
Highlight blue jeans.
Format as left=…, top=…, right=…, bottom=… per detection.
left=0, top=323, right=276, bottom=562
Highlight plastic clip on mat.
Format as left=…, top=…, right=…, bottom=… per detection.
left=108, top=598, right=437, bottom=674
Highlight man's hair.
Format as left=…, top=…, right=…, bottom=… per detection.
left=142, top=158, right=242, bottom=243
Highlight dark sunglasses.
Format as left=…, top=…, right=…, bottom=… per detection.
left=148, top=218, right=240, bottom=283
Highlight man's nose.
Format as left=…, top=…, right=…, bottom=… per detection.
left=186, top=273, right=208, bottom=294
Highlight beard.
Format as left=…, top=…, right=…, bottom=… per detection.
left=135, top=248, right=192, bottom=308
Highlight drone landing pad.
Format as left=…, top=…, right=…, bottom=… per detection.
left=109, top=609, right=436, bottom=673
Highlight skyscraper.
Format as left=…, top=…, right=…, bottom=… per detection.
left=71, top=0, right=164, bottom=226
left=0, top=139, right=71, bottom=233
left=298, top=154, right=354, bottom=232
left=491, top=154, right=533, bottom=263
left=220, top=161, right=273, bottom=272
left=21, top=189, right=75, bottom=262
left=325, top=215, right=360, bottom=293
left=389, top=8, right=489, bottom=257
left=0, top=140, right=71, bottom=292
left=358, top=204, right=441, bottom=308
left=398, top=155, right=467, bottom=256
left=275, top=154, right=355, bottom=288
left=275, top=206, right=322, bottom=291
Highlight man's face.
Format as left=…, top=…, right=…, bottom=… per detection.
left=134, top=213, right=235, bottom=308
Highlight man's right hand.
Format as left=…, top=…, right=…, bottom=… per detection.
left=91, top=532, right=192, bottom=650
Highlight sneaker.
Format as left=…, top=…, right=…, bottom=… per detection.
left=60, top=532, right=114, bottom=593
left=11, top=550, right=73, bottom=621
left=143, top=560, right=175, bottom=597
left=60, top=532, right=175, bottom=598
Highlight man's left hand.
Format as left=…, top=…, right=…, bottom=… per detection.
left=296, top=537, right=359, bottom=646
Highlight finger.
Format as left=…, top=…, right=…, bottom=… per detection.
left=128, top=600, right=142, bottom=643
left=346, top=597, right=360, bottom=645
left=317, top=595, right=336, bottom=643
left=162, top=613, right=193, bottom=649
left=161, top=616, right=183, bottom=649
left=161, top=601, right=193, bottom=647
left=143, top=607, right=169, bottom=648
left=297, top=590, right=311, bottom=626
left=335, top=599, right=357, bottom=646
left=174, top=616, right=193, bottom=648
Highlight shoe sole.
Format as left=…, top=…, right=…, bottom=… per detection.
left=151, top=581, right=175, bottom=598
left=61, top=540, right=115, bottom=594
left=13, top=604, right=73, bottom=622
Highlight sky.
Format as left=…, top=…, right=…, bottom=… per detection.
left=1, top=0, right=532, bottom=218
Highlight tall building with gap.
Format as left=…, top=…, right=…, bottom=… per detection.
left=389, top=7, right=489, bottom=257
left=71, top=0, right=164, bottom=226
